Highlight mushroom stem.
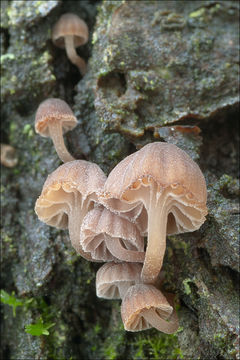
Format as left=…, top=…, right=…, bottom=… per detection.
left=105, top=235, right=145, bottom=263
left=68, top=193, right=93, bottom=261
left=118, top=283, right=133, bottom=299
left=49, top=121, right=75, bottom=163
left=64, top=35, right=87, bottom=76
left=141, top=188, right=169, bottom=284
left=143, top=306, right=178, bottom=334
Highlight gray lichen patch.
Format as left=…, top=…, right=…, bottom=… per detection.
left=7, top=0, right=60, bottom=28
left=92, top=1, right=239, bottom=144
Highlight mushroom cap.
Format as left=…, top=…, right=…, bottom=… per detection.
left=35, top=160, right=106, bottom=229
left=121, top=283, right=173, bottom=331
left=80, top=206, right=144, bottom=262
left=52, top=13, right=89, bottom=49
left=35, top=98, right=77, bottom=138
left=0, top=144, right=18, bottom=168
left=101, top=142, right=208, bottom=235
left=96, top=262, right=142, bottom=299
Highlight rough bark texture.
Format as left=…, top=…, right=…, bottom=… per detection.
left=1, top=1, right=239, bottom=359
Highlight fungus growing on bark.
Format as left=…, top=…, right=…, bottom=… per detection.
left=80, top=206, right=145, bottom=262
left=35, top=160, right=106, bottom=259
left=121, top=283, right=179, bottom=333
left=52, top=13, right=89, bottom=76
left=35, top=98, right=77, bottom=163
left=96, top=262, right=142, bottom=299
left=0, top=144, right=18, bottom=168
left=101, top=142, right=208, bottom=284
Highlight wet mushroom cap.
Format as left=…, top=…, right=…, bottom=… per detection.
left=35, top=160, right=106, bottom=228
left=96, top=262, right=142, bottom=299
left=80, top=206, right=145, bottom=263
left=101, top=142, right=208, bottom=283
left=52, top=13, right=89, bottom=49
left=35, top=98, right=77, bottom=138
left=35, top=160, right=106, bottom=259
left=121, top=283, right=175, bottom=332
left=102, top=142, right=207, bottom=212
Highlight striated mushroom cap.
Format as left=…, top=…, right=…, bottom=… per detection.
left=80, top=206, right=145, bottom=262
left=52, top=13, right=88, bottom=49
left=102, top=142, right=207, bottom=222
left=35, top=160, right=106, bottom=229
left=96, top=262, right=142, bottom=299
left=121, top=284, right=179, bottom=333
left=35, top=98, right=77, bottom=138
left=101, top=142, right=208, bottom=283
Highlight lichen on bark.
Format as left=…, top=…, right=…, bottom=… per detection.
left=1, top=1, right=239, bottom=359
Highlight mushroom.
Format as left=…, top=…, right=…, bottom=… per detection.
left=35, top=98, right=78, bottom=163
left=80, top=206, right=145, bottom=263
left=35, top=160, right=106, bottom=259
left=96, top=262, right=142, bottom=299
left=121, top=283, right=179, bottom=333
left=52, top=13, right=89, bottom=76
left=101, top=142, right=208, bottom=284
left=0, top=144, right=18, bottom=168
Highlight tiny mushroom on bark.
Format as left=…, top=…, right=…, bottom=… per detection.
left=96, top=262, right=142, bottom=299
left=80, top=206, right=145, bottom=263
left=121, top=283, right=179, bottom=333
left=0, top=144, right=18, bottom=168
left=35, top=98, right=77, bottom=163
left=101, top=142, right=208, bottom=284
left=35, top=160, right=106, bottom=259
left=52, top=13, right=89, bottom=76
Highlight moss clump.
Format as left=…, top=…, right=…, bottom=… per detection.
left=130, top=331, right=183, bottom=360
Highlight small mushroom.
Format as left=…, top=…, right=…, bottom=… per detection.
left=35, top=98, right=77, bottom=163
left=121, top=283, right=179, bottom=333
left=1, top=144, right=18, bottom=168
left=96, top=262, right=142, bottom=299
left=101, top=142, right=208, bottom=284
left=80, top=206, right=145, bottom=263
left=35, top=160, right=106, bottom=259
left=52, top=13, right=89, bottom=76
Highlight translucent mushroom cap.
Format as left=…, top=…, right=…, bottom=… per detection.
left=102, top=141, right=208, bottom=234
left=121, top=284, right=175, bottom=332
left=52, top=13, right=89, bottom=49
left=80, top=206, right=145, bottom=262
left=35, top=160, right=106, bottom=229
left=35, top=98, right=77, bottom=138
left=96, top=262, right=142, bottom=299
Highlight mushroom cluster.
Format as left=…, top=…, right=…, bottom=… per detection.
left=34, top=98, right=208, bottom=333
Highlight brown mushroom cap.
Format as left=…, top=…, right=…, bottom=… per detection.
left=101, top=142, right=208, bottom=283
left=121, top=284, right=179, bottom=333
left=80, top=206, right=145, bottom=263
left=52, top=13, right=88, bottom=49
left=35, top=98, right=77, bottom=162
left=52, top=13, right=88, bottom=75
left=35, top=160, right=106, bottom=259
left=0, top=144, right=18, bottom=168
left=96, top=262, right=142, bottom=299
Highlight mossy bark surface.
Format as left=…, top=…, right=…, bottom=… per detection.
left=1, top=1, right=239, bottom=359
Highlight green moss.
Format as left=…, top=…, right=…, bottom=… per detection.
left=132, top=332, right=183, bottom=360
left=182, top=278, right=192, bottom=295
left=189, top=8, right=205, bottom=18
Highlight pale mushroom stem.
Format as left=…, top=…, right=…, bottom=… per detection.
left=68, top=193, right=93, bottom=261
left=49, top=121, right=75, bottom=163
left=141, top=189, right=169, bottom=284
left=119, top=283, right=132, bottom=299
left=143, top=306, right=179, bottom=334
left=105, top=235, right=145, bottom=263
left=64, top=35, right=87, bottom=76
